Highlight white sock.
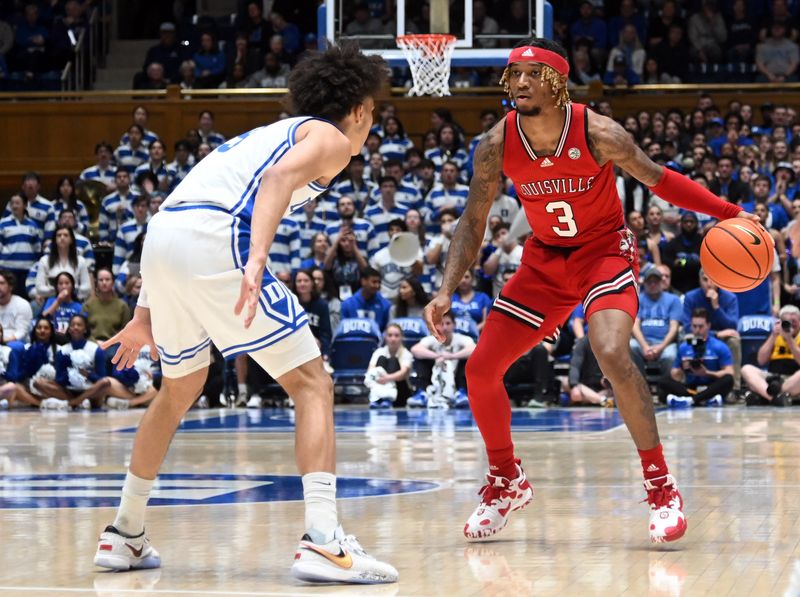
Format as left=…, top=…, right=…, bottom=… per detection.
left=238, top=383, right=247, bottom=396
left=302, top=472, right=338, bottom=543
left=113, top=470, right=155, bottom=537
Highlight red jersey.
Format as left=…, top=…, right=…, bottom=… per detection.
left=503, top=102, right=624, bottom=249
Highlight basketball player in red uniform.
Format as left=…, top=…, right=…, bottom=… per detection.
left=424, top=38, right=759, bottom=544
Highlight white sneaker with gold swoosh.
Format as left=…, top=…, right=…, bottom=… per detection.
left=93, top=525, right=161, bottom=571
left=290, top=525, right=398, bottom=584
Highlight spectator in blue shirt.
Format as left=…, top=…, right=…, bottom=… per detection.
left=0, top=193, right=42, bottom=297
left=451, top=269, right=492, bottom=331
left=631, top=266, right=682, bottom=377
left=662, top=308, right=734, bottom=407
left=682, top=270, right=739, bottom=333
left=340, top=267, right=391, bottom=331
left=41, top=272, right=86, bottom=338
left=570, top=1, right=607, bottom=51
left=13, top=4, right=48, bottom=74
left=269, top=11, right=301, bottom=55
left=683, top=268, right=742, bottom=390
left=193, top=32, right=227, bottom=88
left=607, top=0, right=648, bottom=48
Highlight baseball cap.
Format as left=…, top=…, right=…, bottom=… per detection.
left=709, top=117, right=724, bottom=126
left=643, top=266, right=663, bottom=280
left=159, top=22, right=176, bottom=32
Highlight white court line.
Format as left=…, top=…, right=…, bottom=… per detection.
left=0, top=587, right=333, bottom=596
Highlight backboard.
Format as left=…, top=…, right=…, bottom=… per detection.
left=319, top=0, right=552, bottom=67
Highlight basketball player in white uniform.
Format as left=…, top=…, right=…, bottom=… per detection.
left=93, top=46, right=398, bottom=584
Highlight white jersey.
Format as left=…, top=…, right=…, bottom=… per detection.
left=162, top=117, right=331, bottom=224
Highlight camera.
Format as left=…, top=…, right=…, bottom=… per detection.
left=781, top=319, right=792, bottom=332
left=688, top=336, right=706, bottom=369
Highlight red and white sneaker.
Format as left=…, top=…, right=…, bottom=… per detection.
left=464, top=460, right=534, bottom=540
left=645, top=474, right=687, bottom=543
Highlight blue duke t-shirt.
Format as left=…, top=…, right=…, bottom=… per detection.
left=451, top=291, right=493, bottom=324
left=638, top=291, right=682, bottom=344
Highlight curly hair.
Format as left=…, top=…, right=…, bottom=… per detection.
left=500, top=37, right=570, bottom=109
left=287, top=44, right=387, bottom=122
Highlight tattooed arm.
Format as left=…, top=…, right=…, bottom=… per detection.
left=423, top=121, right=505, bottom=340
left=586, top=112, right=663, bottom=185
left=587, top=112, right=757, bottom=223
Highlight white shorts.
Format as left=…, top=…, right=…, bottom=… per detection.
left=141, top=205, right=319, bottom=379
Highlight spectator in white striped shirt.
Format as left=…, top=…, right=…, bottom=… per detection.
left=365, top=177, right=409, bottom=252
left=112, top=195, right=149, bottom=275
left=133, top=140, right=177, bottom=192
left=425, top=161, right=470, bottom=228
left=378, top=116, right=415, bottom=162
left=269, top=217, right=301, bottom=275
left=289, top=197, right=327, bottom=257
left=168, top=139, right=195, bottom=188
left=196, top=109, right=226, bottom=149
left=44, top=176, right=90, bottom=239
left=114, top=124, right=150, bottom=175
left=17, top=172, right=52, bottom=231
left=119, top=105, right=160, bottom=148
left=0, top=194, right=42, bottom=297
left=98, top=170, right=137, bottom=244
left=79, top=142, right=117, bottom=190
left=325, top=195, right=376, bottom=258
left=330, top=154, right=375, bottom=215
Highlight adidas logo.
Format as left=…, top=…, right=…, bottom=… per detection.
left=522, top=48, right=534, bottom=57
left=646, top=464, right=660, bottom=472
left=540, top=157, right=553, bottom=167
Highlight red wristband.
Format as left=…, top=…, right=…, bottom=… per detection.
left=648, top=167, right=741, bottom=221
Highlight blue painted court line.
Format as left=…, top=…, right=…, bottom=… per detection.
left=0, top=473, right=440, bottom=509
left=113, top=408, right=626, bottom=434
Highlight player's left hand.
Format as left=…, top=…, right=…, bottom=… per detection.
left=735, top=210, right=761, bottom=224
left=235, top=258, right=265, bottom=329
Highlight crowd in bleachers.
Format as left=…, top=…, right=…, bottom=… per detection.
left=0, top=0, right=97, bottom=90
left=127, top=0, right=800, bottom=92
left=6, top=2, right=800, bottom=410
left=2, top=87, right=800, bottom=411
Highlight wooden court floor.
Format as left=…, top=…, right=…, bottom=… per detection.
left=1, top=406, right=800, bottom=597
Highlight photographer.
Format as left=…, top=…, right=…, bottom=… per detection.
left=740, top=305, right=800, bottom=407
left=662, top=308, right=734, bottom=407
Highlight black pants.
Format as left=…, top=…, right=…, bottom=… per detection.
left=659, top=374, right=734, bottom=405
left=374, top=355, right=412, bottom=406
left=504, top=344, right=553, bottom=398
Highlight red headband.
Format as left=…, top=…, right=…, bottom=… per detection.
left=507, top=46, right=569, bottom=76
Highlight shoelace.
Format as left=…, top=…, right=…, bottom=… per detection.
left=644, top=483, right=677, bottom=509
left=341, top=535, right=373, bottom=560
left=477, top=477, right=513, bottom=506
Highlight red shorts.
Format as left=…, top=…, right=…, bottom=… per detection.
left=490, top=228, right=640, bottom=339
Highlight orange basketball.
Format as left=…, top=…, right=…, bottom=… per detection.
left=699, top=218, right=774, bottom=292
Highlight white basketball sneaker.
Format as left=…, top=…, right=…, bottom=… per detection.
left=464, top=460, right=534, bottom=540
left=94, top=525, right=161, bottom=570
left=644, top=474, right=687, bottom=543
left=291, top=526, right=398, bottom=584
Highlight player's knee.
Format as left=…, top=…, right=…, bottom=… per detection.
left=465, top=356, right=496, bottom=388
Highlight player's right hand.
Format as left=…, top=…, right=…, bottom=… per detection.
left=100, top=314, right=158, bottom=371
left=234, top=258, right=265, bottom=329
left=423, top=293, right=452, bottom=343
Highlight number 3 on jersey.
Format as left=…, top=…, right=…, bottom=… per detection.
left=545, top=201, right=578, bottom=237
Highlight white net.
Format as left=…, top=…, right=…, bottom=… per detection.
left=396, top=34, right=457, bottom=97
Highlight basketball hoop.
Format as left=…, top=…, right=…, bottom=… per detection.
left=396, top=34, right=457, bottom=97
